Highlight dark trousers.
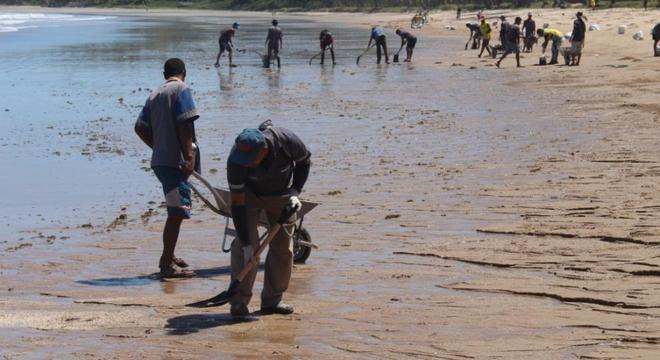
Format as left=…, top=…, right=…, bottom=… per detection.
left=375, top=35, right=388, bottom=64
left=230, top=191, right=296, bottom=308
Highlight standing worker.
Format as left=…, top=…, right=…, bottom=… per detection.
left=319, top=29, right=336, bottom=65
left=395, top=29, right=417, bottom=62
left=266, top=19, right=283, bottom=68
left=478, top=15, right=492, bottom=58
left=521, top=12, right=536, bottom=52
left=226, top=122, right=311, bottom=317
left=537, top=27, right=563, bottom=64
left=134, top=58, right=200, bottom=278
left=368, top=26, right=389, bottom=64
left=569, top=12, right=586, bottom=66
left=214, top=22, right=240, bottom=68
left=496, top=16, right=522, bottom=68
left=499, top=15, right=510, bottom=46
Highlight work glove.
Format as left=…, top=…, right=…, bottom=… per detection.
left=288, top=195, right=302, bottom=212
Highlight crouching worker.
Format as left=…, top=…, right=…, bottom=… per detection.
left=538, top=27, right=563, bottom=64
left=134, top=58, right=200, bottom=278
left=227, top=121, right=311, bottom=317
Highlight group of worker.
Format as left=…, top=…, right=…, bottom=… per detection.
left=213, top=20, right=419, bottom=67
left=466, top=11, right=588, bottom=67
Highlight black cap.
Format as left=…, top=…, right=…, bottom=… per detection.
left=164, top=58, right=185, bottom=78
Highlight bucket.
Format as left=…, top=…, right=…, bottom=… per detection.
left=539, top=56, right=547, bottom=65
left=618, top=25, right=626, bottom=35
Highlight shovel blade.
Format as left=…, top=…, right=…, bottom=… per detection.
left=186, top=291, right=231, bottom=308
left=186, top=280, right=240, bottom=308
left=393, top=54, right=399, bottom=63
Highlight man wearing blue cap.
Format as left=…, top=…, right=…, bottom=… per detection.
left=226, top=121, right=311, bottom=317
left=214, top=22, right=240, bottom=68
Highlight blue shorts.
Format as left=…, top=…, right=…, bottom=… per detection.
left=153, top=166, right=191, bottom=219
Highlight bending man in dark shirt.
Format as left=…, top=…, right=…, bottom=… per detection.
left=395, top=29, right=417, bottom=62
left=226, top=121, right=311, bottom=317
left=319, top=29, right=336, bottom=65
left=465, top=22, right=482, bottom=49
left=265, top=19, right=283, bottom=68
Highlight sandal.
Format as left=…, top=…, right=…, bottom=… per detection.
left=159, top=265, right=194, bottom=279
left=173, top=257, right=189, bottom=268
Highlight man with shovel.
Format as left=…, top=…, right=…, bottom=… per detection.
left=394, top=29, right=417, bottom=62
left=214, top=22, right=240, bottom=68
left=367, top=26, right=389, bottom=64
left=226, top=122, right=311, bottom=317
left=319, top=29, right=336, bottom=65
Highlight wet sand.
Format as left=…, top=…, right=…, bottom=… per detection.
left=1, top=6, right=660, bottom=359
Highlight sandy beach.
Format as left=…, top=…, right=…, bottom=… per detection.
left=1, top=5, right=659, bottom=359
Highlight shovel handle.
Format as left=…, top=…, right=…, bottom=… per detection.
left=236, top=205, right=297, bottom=282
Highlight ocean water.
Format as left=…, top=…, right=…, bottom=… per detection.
left=0, top=12, right=114, bottom=32
left=0, top=11, right=541, bottom=242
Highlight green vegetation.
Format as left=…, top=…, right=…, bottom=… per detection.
left=0, top=0, right=655, bottom=11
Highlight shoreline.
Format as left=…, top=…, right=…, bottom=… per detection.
left=1, top=6, right=660, bottom=358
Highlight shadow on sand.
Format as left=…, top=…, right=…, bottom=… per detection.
left=76, top=264, right=265, bottom=287
left=165, top=313, right=258, bottom=335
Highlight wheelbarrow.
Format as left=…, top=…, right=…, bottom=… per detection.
left=189, top=172, right=318, bottom=263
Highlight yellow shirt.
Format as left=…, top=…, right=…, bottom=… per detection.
left=544, top=28, right=563, bottom=39
left=480, top=22, right=491, bottom=40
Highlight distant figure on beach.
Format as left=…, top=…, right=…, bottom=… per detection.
left=569, top=12, right=586, bottom=66
left=522, top=12, right=536, bottom=52
left=226, top=122, right=311, bottom=317
left=456, top=7, right=461, bottom=19
left=499, top=15, right=510, bottom=46
left=652, top=22, right=660, bottom=56
left=214, top=22, right=239, bottom=68
left=319, top=29, right=336, bottom=65
left=368, top=26, right=389, bottom=64
left=538, top=27, right=564, bottom=65
left=266, top=19, right=283, bottom=68
left=496, top=16, right=522, bottom=68
left=134, top=58, right=200, bottom=278
left=395, top=29, right=417, bottom=62
left=465, top=22, right=482, bottom=50
left=478, top=15, right=492, bottom=58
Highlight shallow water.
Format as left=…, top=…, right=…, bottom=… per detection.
left=0, top=11, right=547, bottom=245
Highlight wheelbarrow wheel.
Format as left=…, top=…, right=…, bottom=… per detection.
left=293, top=227, right=312, bottom=264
